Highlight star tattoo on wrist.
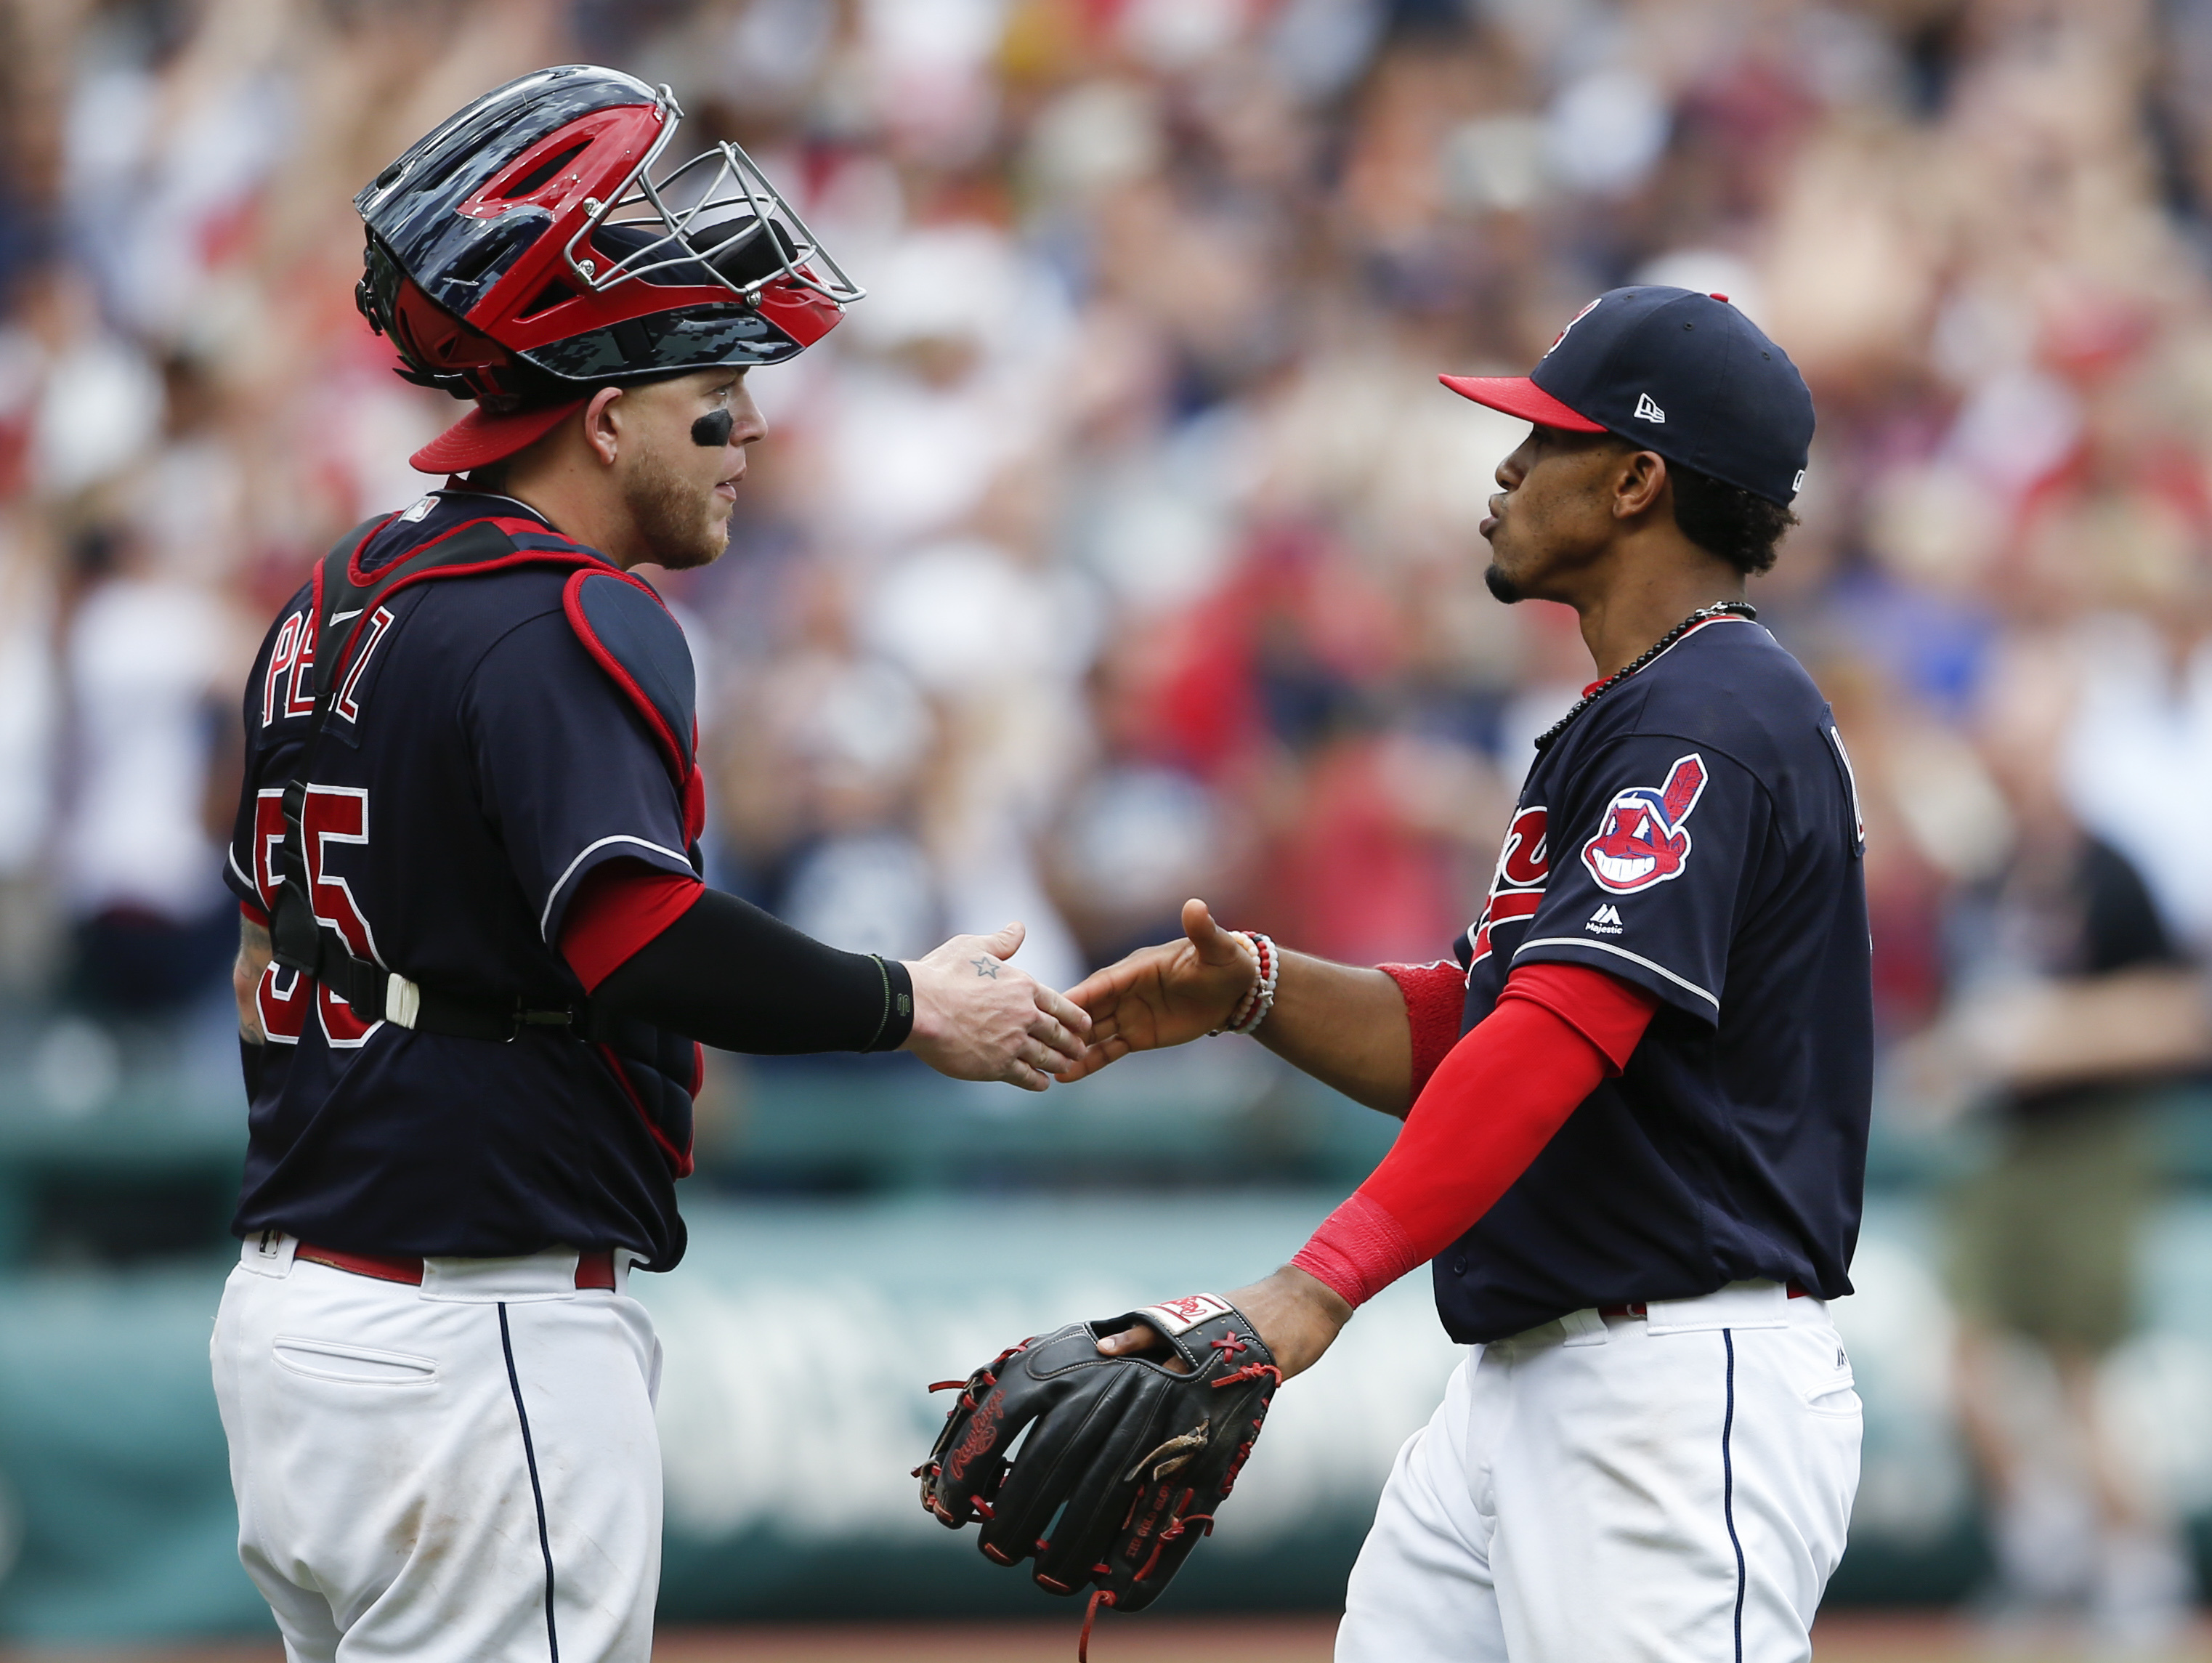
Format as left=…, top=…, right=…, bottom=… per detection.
left=971, top=955, right=1000, bottom=978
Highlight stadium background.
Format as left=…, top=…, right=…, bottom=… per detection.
left=6, top=0, right=2212, bottom=1654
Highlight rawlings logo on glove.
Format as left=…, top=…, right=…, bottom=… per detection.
left=915, top=1295, right=1281, bottom=1659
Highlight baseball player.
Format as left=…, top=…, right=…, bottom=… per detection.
left=1061, top=287, right=1870, bottom=1660
left=212, top=68, right=1089, bottom=1663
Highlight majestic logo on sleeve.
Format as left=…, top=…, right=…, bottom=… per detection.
left=1581, top=754, right=1708, bottom=892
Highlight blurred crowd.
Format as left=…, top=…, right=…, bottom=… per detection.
left=4, top=0, right=2212, bottom=1024
left=9, top=0, right=2212, bottom=1632
left=0, top=0, right=2205, bottom=1018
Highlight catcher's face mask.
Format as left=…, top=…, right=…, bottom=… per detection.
left=355, top=65, right=863, bottom=404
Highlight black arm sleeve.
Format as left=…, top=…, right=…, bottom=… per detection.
left=592, top=887, right=915, bottom=1054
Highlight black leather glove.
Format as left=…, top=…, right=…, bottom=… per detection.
left=917, top=1293, right=1281, bottom=1638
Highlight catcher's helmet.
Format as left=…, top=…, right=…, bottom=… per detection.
left=355, top=65, right=863, bottom=471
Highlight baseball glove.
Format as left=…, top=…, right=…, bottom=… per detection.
left=916, top=1293, right=1280, bottom=1654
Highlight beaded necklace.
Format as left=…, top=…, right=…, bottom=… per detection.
left=1531, top=601, right=1758, bottom=753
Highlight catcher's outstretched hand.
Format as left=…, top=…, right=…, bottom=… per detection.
left=903, top=923, right=1092, bottom=1091
left=1053, top=899, right=1255, bottom=1083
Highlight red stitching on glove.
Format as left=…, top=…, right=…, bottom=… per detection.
left=1210, top=1361, right=1282, bottom=1390
left=1132, top=1493, right=1196, bottom=1586
left=1079, top=1588, right=1115, bottom=1663
left=1221, top=1430, right=1261, bottom=1496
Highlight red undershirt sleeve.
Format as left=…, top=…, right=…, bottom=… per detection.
left=1500, top=960, right=1659, bottom=1067
left=559, top=859, right=707, bottom=994
left=1378, top=960, right=1467, bottom=1098
left=1291, top=962, right=1660, bottom=1308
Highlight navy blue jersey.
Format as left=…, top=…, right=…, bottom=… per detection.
left=1436, top=616, right=1871, bottom=1343
left=223, top=492, right=702, bottom=1268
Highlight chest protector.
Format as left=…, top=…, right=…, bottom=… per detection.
left=267, top=510, right=705, bottom=1162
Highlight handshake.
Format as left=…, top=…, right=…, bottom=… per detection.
left=901, top=899, right=1269, bottom=1092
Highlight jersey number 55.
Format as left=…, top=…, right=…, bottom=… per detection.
left=249, top=787, right=382, bottom=1048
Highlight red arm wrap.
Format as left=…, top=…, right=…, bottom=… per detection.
left=1378, top=960, right=1467, bottom=1098
left=240, top=899, right=270, bottom=928
left=1499, top=959, right=1658, bottom=1074
left=1289, top=1191, right=1420, bottom=1312
left=559, top=862, right=707, bottom=994
left=1290, top=964, right=1660, bottom=1308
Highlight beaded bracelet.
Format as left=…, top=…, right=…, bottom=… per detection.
left=1210, top=930, right=1279, bottom=1036
left=1230, top=931, right=1279, bottom=1034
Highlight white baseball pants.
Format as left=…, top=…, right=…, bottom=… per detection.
left=211, top=1234, right=663, bottom=1663
left=1337, top=1281, right=1861, bottom=1663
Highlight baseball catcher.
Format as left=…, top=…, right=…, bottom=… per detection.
left=212, top=67, right=1090, bottom=1663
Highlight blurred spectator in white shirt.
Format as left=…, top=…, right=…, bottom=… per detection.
left=57, top=523, right=243, bottom=1016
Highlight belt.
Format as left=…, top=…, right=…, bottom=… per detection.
left=296, top=1242, right=618, bottom=1290
left=1600, top=1280, right=1810, bottom=1319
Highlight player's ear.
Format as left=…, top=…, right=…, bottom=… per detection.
left=583, top=386, right=625, bottom=467
left=1614, top=448, right=1668, bottom=521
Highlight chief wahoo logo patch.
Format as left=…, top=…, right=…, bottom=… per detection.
left=1582, top=754, right=1708, bottom=892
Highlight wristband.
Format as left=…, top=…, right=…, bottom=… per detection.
left=1210, top=930, right=1279, bottom=1036
left=1292, top=1190, right=1423, bottom=1309
left=864, top=955, right=917, bottom=1052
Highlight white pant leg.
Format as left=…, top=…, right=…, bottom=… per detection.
left=1338, top=1292, right=1860, bottom=1663
left=1337, top=1348, right=1510, bottom=1663
left=212, top=1239, right=663, bottom=1663
left=1711, top=1313, right=1863, bottom=1659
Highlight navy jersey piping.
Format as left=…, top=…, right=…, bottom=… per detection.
left=1511, top=937, right=1720, bottom=1008
left=539, top=835, right=694, bottom=941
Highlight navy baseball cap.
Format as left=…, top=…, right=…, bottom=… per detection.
left=1442, top=286, right=1814, bottom=506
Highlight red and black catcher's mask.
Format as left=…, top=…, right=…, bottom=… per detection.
left=354, top=65, right=862, bottom=422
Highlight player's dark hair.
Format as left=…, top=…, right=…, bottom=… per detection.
left=1666, top=461, right=1798, bottom=575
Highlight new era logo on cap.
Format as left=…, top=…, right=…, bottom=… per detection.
left=1438, top=286, right=1815, bottom=506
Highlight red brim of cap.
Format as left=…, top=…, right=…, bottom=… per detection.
left=409, top=397, right=588, bottom=476
left=1437, top=374, right=1606, bottom=433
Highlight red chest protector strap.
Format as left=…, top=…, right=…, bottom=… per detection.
left=267, top=513, right=628, bottom=1042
